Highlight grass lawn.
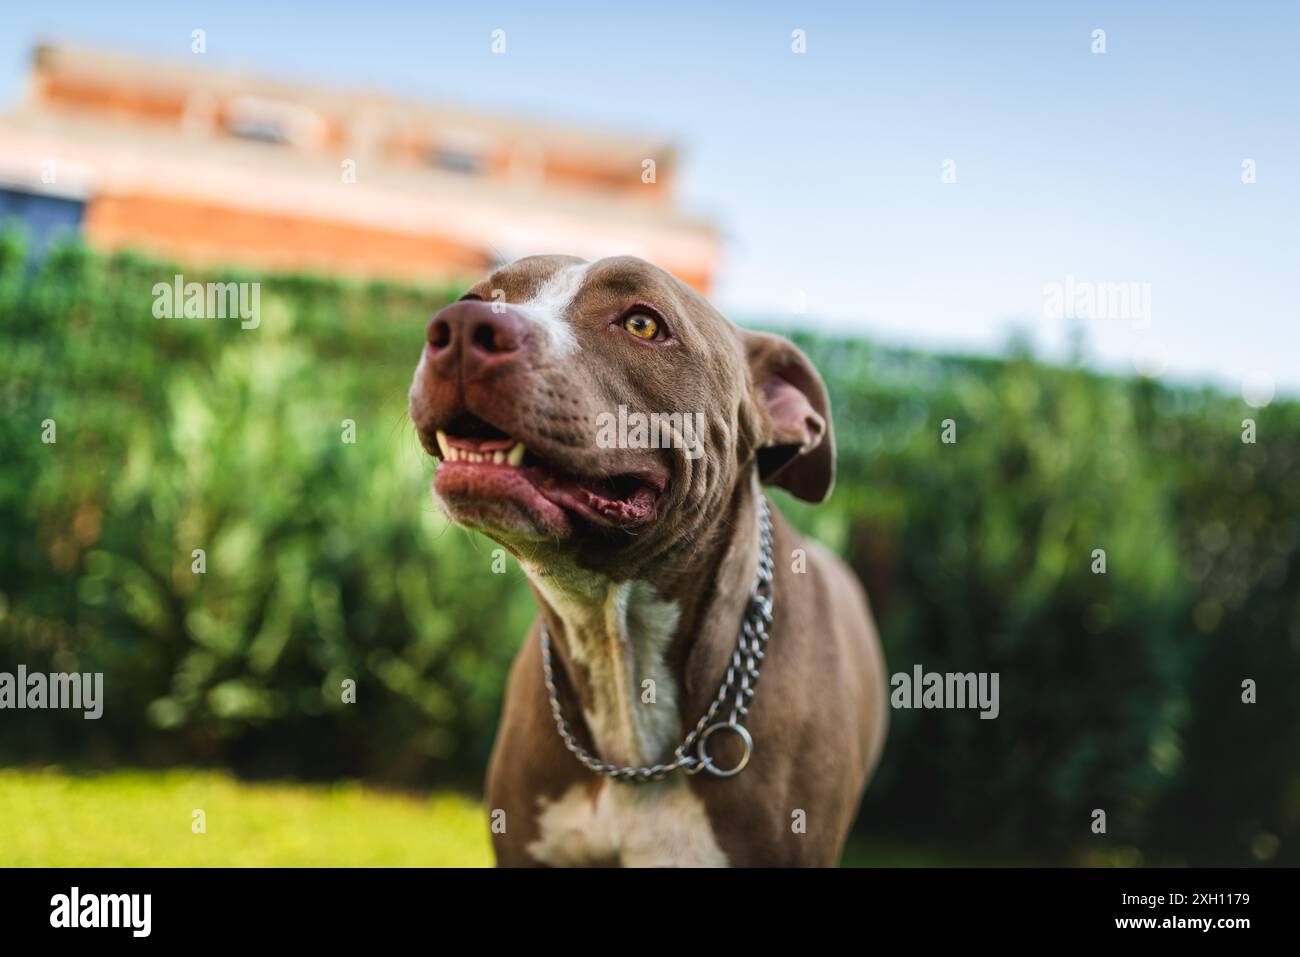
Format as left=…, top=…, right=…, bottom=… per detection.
left=0, top=767, right=493, bottom=867
left=0, top=767, right=1011, bottom=867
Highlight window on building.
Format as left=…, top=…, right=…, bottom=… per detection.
left=427, top=129, right=492, bottom=175
left=429, top=148, right=483, bottom=174
left=224, top=96, right=326, bottom=148
left=0, top=186, right=85, bottom=257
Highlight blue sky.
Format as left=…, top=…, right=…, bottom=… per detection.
left=1, top=1, right=1295, bottom=395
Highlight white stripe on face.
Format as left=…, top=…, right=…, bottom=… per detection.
left=516, top=263, right=589, bottom=358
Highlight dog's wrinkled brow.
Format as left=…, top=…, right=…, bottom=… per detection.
left=581, top=264, right=683, bottom=313
left=587, top=272, right=643, bottom=300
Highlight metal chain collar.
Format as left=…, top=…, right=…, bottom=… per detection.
left=540, top=495, right=775, bottom=783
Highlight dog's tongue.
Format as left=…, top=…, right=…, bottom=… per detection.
left=533, top=471, right=656, bottom=524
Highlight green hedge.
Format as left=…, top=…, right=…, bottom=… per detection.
left=1, top=233, right=1296, bottom=864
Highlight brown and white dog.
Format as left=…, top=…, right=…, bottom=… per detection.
left=409, top=255, right=887, bottom=866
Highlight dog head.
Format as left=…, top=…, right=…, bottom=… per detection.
left=409, top=255, right=833, bottom=568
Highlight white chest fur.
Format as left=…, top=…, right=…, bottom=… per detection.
left=525, top=573, right=682, bottom=768
left=522, top=570, right=728, bottom=865
left=527, top=779, right=728, bottom=867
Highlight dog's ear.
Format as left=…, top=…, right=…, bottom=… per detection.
left=743, top=331, right=835, bottom=503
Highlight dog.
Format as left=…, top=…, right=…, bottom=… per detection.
left=409, top=255, right=887, bottom=866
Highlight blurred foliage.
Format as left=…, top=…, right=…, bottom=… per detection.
left=0, top=233, right=535, bottom=788
left=1, top=233, right=1296, bottom=865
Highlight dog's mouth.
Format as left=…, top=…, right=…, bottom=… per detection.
left=423, top=412, right=667, bottom=534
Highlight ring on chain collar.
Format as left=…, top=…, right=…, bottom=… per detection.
left=696, top=721, right=753, bottom=777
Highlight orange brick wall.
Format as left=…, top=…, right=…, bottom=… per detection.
left=36, top=75, right=187, bottom=124
left=83, top=193, right=712, bottom=293
left=84, top=194, right=492, bottom=284
left=34, top=66, right=660, bottom=199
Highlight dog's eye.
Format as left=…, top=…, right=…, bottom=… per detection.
left=622, top=313, right=660, bottom=340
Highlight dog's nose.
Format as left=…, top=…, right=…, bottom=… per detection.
left=424, top=300, right=529, bottom=380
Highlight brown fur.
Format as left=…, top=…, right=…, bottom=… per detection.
left=409, top=255, right=887, bottom=866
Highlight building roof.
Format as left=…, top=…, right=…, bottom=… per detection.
left=0, top=43, right=720, bottom=288
left=29, top=43, right=677, bottom=173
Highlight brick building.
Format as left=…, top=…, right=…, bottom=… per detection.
left=0, top=44, right=719, bottom=290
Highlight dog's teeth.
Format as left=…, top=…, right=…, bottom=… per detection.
left=507, top=442, right=525, bottom=467
left=493, top=451, right=505, bottom=465
left=435, top=430, right=450, bottom=459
